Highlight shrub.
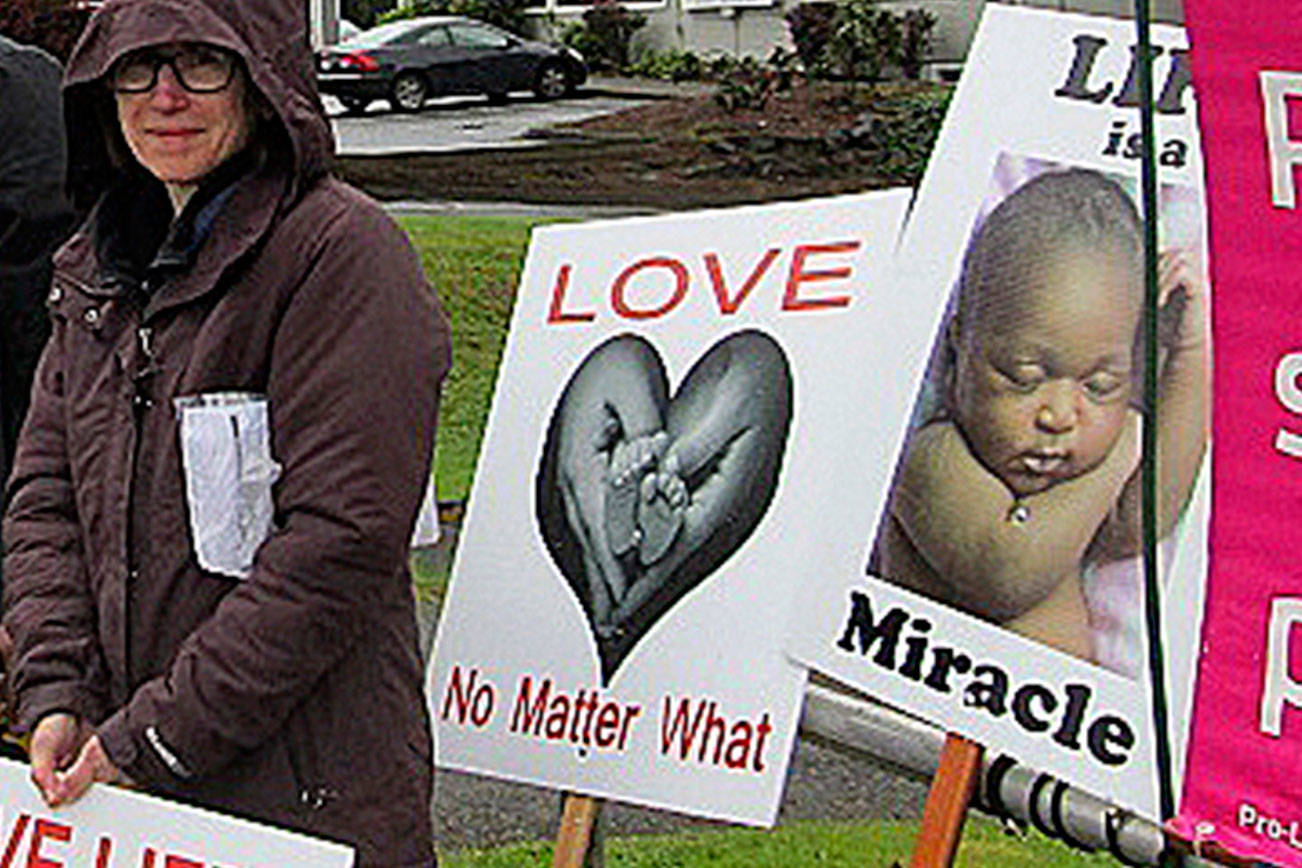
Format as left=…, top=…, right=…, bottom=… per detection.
left=783, top=2, right=835, bottom=77
left=378, top=0, right=530, bottom=35
left=625, top=48, right=704, bottom=82
left=899, top=8, right=937, bottom=80
left=712, top=48, right=795, bottom=113
left=790, top=2, right=935, bottom=84
left=826, top=0, right=901, bottom=86
left=342, top=0, right=397, bottom=28
left=704, top=53, right=740, bottom=80
left=873, top=89, right=951, bottom=181
left=559, top=0, right=646, bottom=72
left=558, top=21, right=601, bottom=70
left=0, top=0, right=90, bottom=62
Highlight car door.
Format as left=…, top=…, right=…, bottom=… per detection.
left=379, top=22, right=442, bottom=77
left=445, top=22, right=533, bottom=94
left=413, top=24, right=478, bottom=96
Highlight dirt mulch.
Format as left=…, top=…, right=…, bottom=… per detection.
left=336, top=80, right=948, bottom=211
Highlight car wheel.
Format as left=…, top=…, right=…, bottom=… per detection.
left=340, top=97, right=370, bottom=115
left=533, top=62, right=569, bottom=101
left=390, top=72, right=428, bottom=113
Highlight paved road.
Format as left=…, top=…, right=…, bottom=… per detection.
left=326, top=88, right=649, bottom=156
left=433, top=738, right=929, bottom=852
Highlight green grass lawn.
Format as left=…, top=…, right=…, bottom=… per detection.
left=399, top=214, right=570, bottom=503
left=440, top=817, right=1117, bottom=866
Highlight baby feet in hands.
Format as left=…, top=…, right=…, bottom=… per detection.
left=605, top=432, right=670, bottom=556
left=603, top=433, right=687, bottom=568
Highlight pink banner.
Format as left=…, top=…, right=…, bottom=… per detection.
left=1174, top=6, right=1302, bottom=864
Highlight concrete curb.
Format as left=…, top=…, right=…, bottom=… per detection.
left=384, top=199, right=660, bottom=220
left=584, top=75, right=713, bottom=101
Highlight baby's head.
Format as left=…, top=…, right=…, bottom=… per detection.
left=947, top=169, right=1143, bottom=496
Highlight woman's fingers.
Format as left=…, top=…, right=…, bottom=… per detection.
left=51, top=735, right=123, bottom=806
left=29, top=712, right=83, bottom=805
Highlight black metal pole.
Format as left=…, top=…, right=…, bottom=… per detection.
left=1133, top=0, right=1177, bottom=826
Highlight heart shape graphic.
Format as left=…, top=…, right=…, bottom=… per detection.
left=536, top=330, right=793, bottom=683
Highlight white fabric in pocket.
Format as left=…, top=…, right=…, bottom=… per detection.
left=175, top=393, right=282, bottom=579
left=410, top=475, right=441, bottom=548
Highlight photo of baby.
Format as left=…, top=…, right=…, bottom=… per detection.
left=869, top=156, right=1208, bottom=677
left=536, top=330, right=793, bottom=681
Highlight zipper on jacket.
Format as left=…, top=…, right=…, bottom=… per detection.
left=132, top=326, right=158, bottom=414
left=124, top=316, right=159, bottom=692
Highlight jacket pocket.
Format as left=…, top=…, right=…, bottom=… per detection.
left=174, top=392, right=281, bottom=579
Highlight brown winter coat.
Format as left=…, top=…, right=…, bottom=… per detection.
left=1, top=1, right=449, bottom=864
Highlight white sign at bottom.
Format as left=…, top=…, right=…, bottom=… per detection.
left=0, top=758, right=353, bottom=866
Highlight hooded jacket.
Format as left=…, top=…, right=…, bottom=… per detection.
left=1, top=1, right=449, bottom=864
left=0, top=36, right=73, bottom=503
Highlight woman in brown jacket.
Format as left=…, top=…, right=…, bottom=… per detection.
left=1, top=0, right=450, bottom=864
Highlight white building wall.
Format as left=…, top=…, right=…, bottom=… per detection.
left=312, top=0, right=1179, bottom=71
left=529, top=0, right=1183, bottom=71
left=915, top=0, right=1182, bottom=63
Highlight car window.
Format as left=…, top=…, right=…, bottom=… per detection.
left=389, top=24, right=435, bottom=45
left=446, top=24, right=512, bottom=49
left=417, top=26, right=451, bottom=46
left=344, top=19, right=426, bottom=47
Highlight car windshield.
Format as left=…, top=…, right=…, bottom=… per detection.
left=340, top=19, right=432, bottom=47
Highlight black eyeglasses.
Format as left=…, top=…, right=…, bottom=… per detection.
left=111, top=43, right=239, bottom=94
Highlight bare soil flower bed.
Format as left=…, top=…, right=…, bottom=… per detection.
left=336, top=80, right=950, bottom=211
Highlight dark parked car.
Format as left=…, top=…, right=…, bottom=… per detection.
left=316, top=16, right=588, bottom=113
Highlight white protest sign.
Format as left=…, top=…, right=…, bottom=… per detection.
left=786, top=5, right=1209, bottom=820
left=429, top=190, right=911, bottom=824
left=0, top=758, right=353, bottom=865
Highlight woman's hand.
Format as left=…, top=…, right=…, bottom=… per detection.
left=49, top=734, right=131, bottom=805
left=29, top=712, right=89, bottom=805
left=29, top=713, right=131, bottom=806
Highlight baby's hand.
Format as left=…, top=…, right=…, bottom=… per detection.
left=1157, top=248, right=1207, bottom=354
left=605, top=431, right=669, bottom=556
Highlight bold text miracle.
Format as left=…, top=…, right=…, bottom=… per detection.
left=836, top=590, right=1138, bottom=767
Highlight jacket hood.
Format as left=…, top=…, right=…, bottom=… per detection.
left=0, top=36, right=69, bottom=228
left=62, top=0, right=334, bottom=208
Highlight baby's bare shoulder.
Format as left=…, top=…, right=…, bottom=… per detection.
left=907, top=420, right=960, bottom=452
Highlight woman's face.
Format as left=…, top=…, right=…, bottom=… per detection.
left=951, top=245, right=1140, bottom=497
left=113, top=42, right=252, bottom=189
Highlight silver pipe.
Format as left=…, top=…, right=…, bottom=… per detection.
left=799, top=683, right=1172, bottom=866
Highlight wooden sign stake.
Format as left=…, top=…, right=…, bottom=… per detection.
left=553, top=794, right=604, bottom=868
left=910, top=734, right=983, bottom=868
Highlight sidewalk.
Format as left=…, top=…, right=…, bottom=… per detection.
left=588, top=72, right=718, bottom=100
left=584, top=73, right=714, bottom=100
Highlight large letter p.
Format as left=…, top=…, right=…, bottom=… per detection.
left=1260, top=597, right=1302, bottom=737
left=1261, top=71, right=1302, bottom=209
